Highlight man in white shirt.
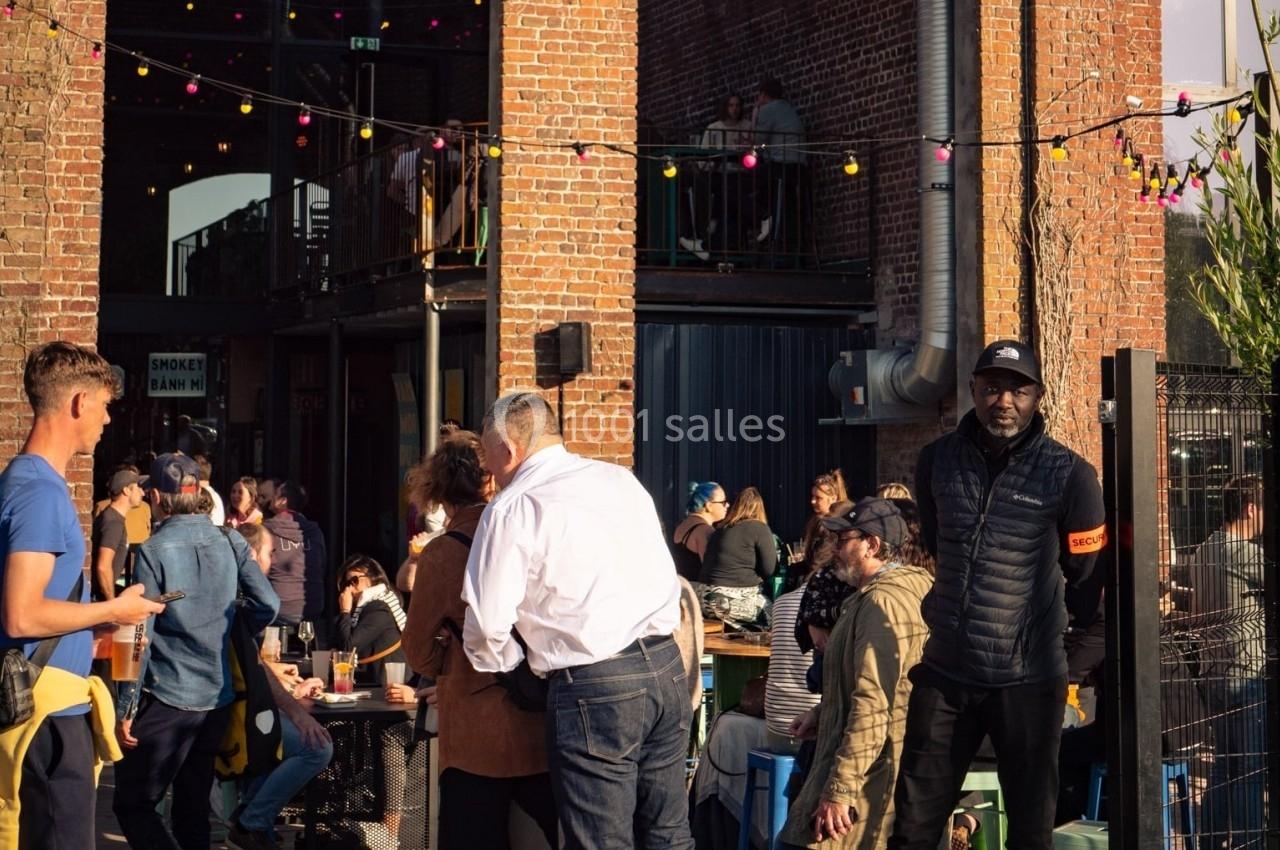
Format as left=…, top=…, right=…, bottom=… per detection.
left=462, top=392, right=694, bottom=850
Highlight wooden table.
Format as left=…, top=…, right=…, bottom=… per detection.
left=703, top=632, right=771, bottom=716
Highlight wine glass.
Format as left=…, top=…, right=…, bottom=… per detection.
left=297, top=620, right=315, bottom=658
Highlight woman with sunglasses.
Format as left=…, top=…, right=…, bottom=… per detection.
left=671, top=481, right=728, bottom=582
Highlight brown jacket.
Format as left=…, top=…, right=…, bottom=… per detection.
left=401, top=504, right=548, bottom=778
left=779, top=565, right=932, bottom=850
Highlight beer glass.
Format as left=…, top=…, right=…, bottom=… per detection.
left=112, top=623, right=145, bottom=682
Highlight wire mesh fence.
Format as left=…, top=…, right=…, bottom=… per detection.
left=1153, top=363, right=1273, bottom=850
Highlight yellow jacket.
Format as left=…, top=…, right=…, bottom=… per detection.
left=0, top=667, right=122, bottom=848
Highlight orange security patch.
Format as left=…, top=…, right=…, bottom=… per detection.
left=1067, top=524, right=1107, bottom=554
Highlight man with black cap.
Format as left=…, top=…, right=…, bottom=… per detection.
left=888, top=340, right=1107, bottom=850
left=91, top=467, right=144, bottom=601
left=779, top=498, right=932, bottom=850
left=112, top=452, right=279, bottom=849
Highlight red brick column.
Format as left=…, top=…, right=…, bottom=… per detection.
left=0, top=1, right=106, bottom=515
left=490, top=0, right=637, bottom=466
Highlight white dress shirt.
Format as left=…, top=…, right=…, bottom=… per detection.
left=461, top=444, right=682, bottom=675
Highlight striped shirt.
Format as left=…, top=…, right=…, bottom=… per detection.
left=765, top=586, right=821, bottom=737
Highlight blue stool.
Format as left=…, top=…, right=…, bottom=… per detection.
left=738, top=749, right=796, bottom=850
left=1086, top=761, right=1193, bottom=850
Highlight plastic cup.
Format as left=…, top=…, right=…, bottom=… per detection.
left=112, top=623, right=145, bottom=682
left=260, top=627, right=282, bottom=663
left=383, top=661, right=406, bottom=686
left=311, top=650, right=331, bottom=685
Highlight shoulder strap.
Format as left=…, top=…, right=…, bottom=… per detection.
left=439, top=530, right=473, bottom=641
left=29, top=572, right=86, bottom=669
left=359, top=640, right=403, bottom=665
left=678, top=523, right=700, bottom=546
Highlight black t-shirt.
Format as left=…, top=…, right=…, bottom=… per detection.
left=91, top=507, right=129, bottom=596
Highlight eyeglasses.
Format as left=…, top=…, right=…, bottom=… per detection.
left=342, top=574, right=366, bottom=588
left=709, top=499, right=729, bottom=505
left=838, top=532, right=865, bottom=543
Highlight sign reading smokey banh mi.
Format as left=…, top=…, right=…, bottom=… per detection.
left=147, top=353, right=208, bottom=397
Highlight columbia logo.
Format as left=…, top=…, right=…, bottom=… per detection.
left=1011, top=493, right=1044, bottom=506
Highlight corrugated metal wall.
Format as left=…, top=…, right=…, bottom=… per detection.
left=635, top=320, right=877, bottom=545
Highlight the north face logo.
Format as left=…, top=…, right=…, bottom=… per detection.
left=995, top=346, right=1020, bottom=360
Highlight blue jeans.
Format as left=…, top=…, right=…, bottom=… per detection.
left=239, top=714, right=334, bottom=831
left=1201, top=678, right=1266, bottom=850
left=546, top=635, right=695, bottom=850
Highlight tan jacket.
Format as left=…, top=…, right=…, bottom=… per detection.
left=401, top=504, right=548, bottom=778
left=780, top=565, right=932, bottom=850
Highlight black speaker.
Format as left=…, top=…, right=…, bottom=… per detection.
left=558, top=322, right=592, bottom=375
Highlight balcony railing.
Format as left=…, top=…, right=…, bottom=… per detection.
left=171, top=124, right=490, bottom=297
left=169, top=124, right=865, bottom=299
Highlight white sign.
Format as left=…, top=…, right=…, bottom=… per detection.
left=147, top=353, right=207, bottom=397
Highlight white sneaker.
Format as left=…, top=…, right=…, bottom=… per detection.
left=353, top=821, right=398, bottom=850
left=707, top=218, right=719, bottom=237
left=678, top=236, right=710, bottom=261
left=756, top=217, right=772, bottom=243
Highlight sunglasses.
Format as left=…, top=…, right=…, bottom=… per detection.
left=342, top=574, right=367, bottom=588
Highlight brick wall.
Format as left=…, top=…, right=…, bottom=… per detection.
left=493, top=0, right=638, bottom=466
left=0, top=1, right=106, bottom=519
left=641, top=0, right=1166, bottom=485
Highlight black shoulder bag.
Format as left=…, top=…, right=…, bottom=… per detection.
left=0, top=573, right=85, bottom=729
left=440, top=530, right=549, bottom=713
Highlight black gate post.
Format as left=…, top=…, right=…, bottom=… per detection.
left=1102, top=348, right=1163, bottom=849
left=1267, top=358, right=1280, bottom=850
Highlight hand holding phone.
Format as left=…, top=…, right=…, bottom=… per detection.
left=147, top=591, right=186, bottom=604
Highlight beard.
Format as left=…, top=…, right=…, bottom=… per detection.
left=983, top=420, right=1020, bottom=439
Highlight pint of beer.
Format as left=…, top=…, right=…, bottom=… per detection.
left=112, top=623, right=145, bottom=682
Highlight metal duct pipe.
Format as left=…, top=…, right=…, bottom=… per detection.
left=885, top=0, right=956, bottom=406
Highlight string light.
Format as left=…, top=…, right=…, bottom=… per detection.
left=486, top=138, right=503, bottom=158
left=1113, top=129, right=1125, bottom=149
left=380, top=19, right=390, bottom=30
left=216, top=140, right=231, bottom=154
left=1168, top=185, right=1181, bottom=204
left=3, top=1, right=14, bottom=18
left=183, top=162, right=194, bottom=174
left=1165, top=164, right=1179, bottom=187
left=430, top=132, right=445, bottom=150
left=1121, top=140, right=1134, bottom=168
left=842, top=152, right=860, bottom=176
left=1049, top=136, right=1067, bottom=162
left=297, top=105, right=311, bottom=126
left=935, top=138, right=954, bottom=163
left=572, top=142, right=589, bottom=162
left=1149, top=164, right=1161, bottom=190
left=240, top=94, right=253, bottom=115
left=1190, top=162, right=1207, bottom=189
left=91, top=42, right=102, bottom=59
left=1157, top=188, right=1169, bottom=208
left=136, top=57, right=150, bottom=77
left=288, top=9, right=296, bottom=19
left=146, top=185, right=157, bottom=197
left=185, top=1, right=194, bottom=9
left=46, top=20, right=58, bottom=37
left=1139, top=184, right=1151, bottom=204
left=742, top=147, right=759, bottom=169
left=359, top=120, right=373, bottom=140
left=1129, top=153, right=1144, bottom=181
left=185, top=76, right=200, bottom=95
left=661, top=157, right=677, bottom=179
left=1175, top=91, right=1192, bottom=117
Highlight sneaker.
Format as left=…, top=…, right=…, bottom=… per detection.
left=226, top=821, right=279, bottom=850
left=707, top=217, right=719, bottom=237
left=755, top=216, right=772, bottom=243
left=353, top=820, right=399, bottom=850
left=678, top=236, right=710, bottom=261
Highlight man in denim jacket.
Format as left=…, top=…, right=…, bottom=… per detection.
left=112, top=453, right=279, bottom=850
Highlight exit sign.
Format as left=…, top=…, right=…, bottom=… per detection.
left=350, top=36, right=381, bottom=51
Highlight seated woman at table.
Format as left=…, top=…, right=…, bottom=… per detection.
left=700, top=486, right=778, bottom=624
left=334, top=556, right=419, bottom=849
left=401, top=430, right=557, bottom=850
left=225, top=525, right=334, bottom=850
left=672, top=480, right=728, bottom=582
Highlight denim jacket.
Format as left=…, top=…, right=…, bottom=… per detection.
left=117, top=515, right=279, bottom=721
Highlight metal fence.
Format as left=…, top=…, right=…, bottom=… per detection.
left=1104, top=351, right=1279, bottom=850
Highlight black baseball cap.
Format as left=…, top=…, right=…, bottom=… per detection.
left=972, top=339, right=1041, bottom=385
left=146, top=453, right=201, bottom=495
left=820, top=497, right=907, bottom=547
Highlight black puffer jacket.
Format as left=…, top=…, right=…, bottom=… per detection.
left=915, top=411, right=1105, bottom=686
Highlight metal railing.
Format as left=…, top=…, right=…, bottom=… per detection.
left=170, top=125, right=491, bottom=298
left=636, top=126, right=857, bottom=271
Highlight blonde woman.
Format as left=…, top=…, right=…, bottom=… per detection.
left=699, top=486, right=777, bottom=623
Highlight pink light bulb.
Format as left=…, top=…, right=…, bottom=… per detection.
left=1139, top=192, right=1150, bottom=204
left=1169, top=192, right=1181, bottom=204
left=1178, top=90, right=1190, bottom=104
left=432, top=135, right=446, bottom=150
left=186, top=80, right=198, bottom=94
left=1157, top=194, right=1169, bottom=208
left=1220, top=148, right=1231, bottom=163
left=741, top=150, right=758, bottom=169
left=430, top=18, right=439, bottom=27
left=578, top=149, right=589, bottom=162
left=333, top=10, right=343, bottom=20
left=234, top=11, right=243, bottom=20
left=297, top=108, right=311, bottom=126
left=91, top=44, right=102, bottom=59
left=1191, top=175, right=1204, bottom=189
left=935, top=145, right=952, bottom=163
left=2, top=5, right=12, bottom=18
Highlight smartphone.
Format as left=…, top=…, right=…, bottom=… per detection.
left=148, top=591, right=186, bottom=604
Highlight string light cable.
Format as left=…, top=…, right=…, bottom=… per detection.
left=3, top=0, right=1256, bottom=197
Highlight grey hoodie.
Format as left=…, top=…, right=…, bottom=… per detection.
left=263, top=510, right=328, bottom=623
